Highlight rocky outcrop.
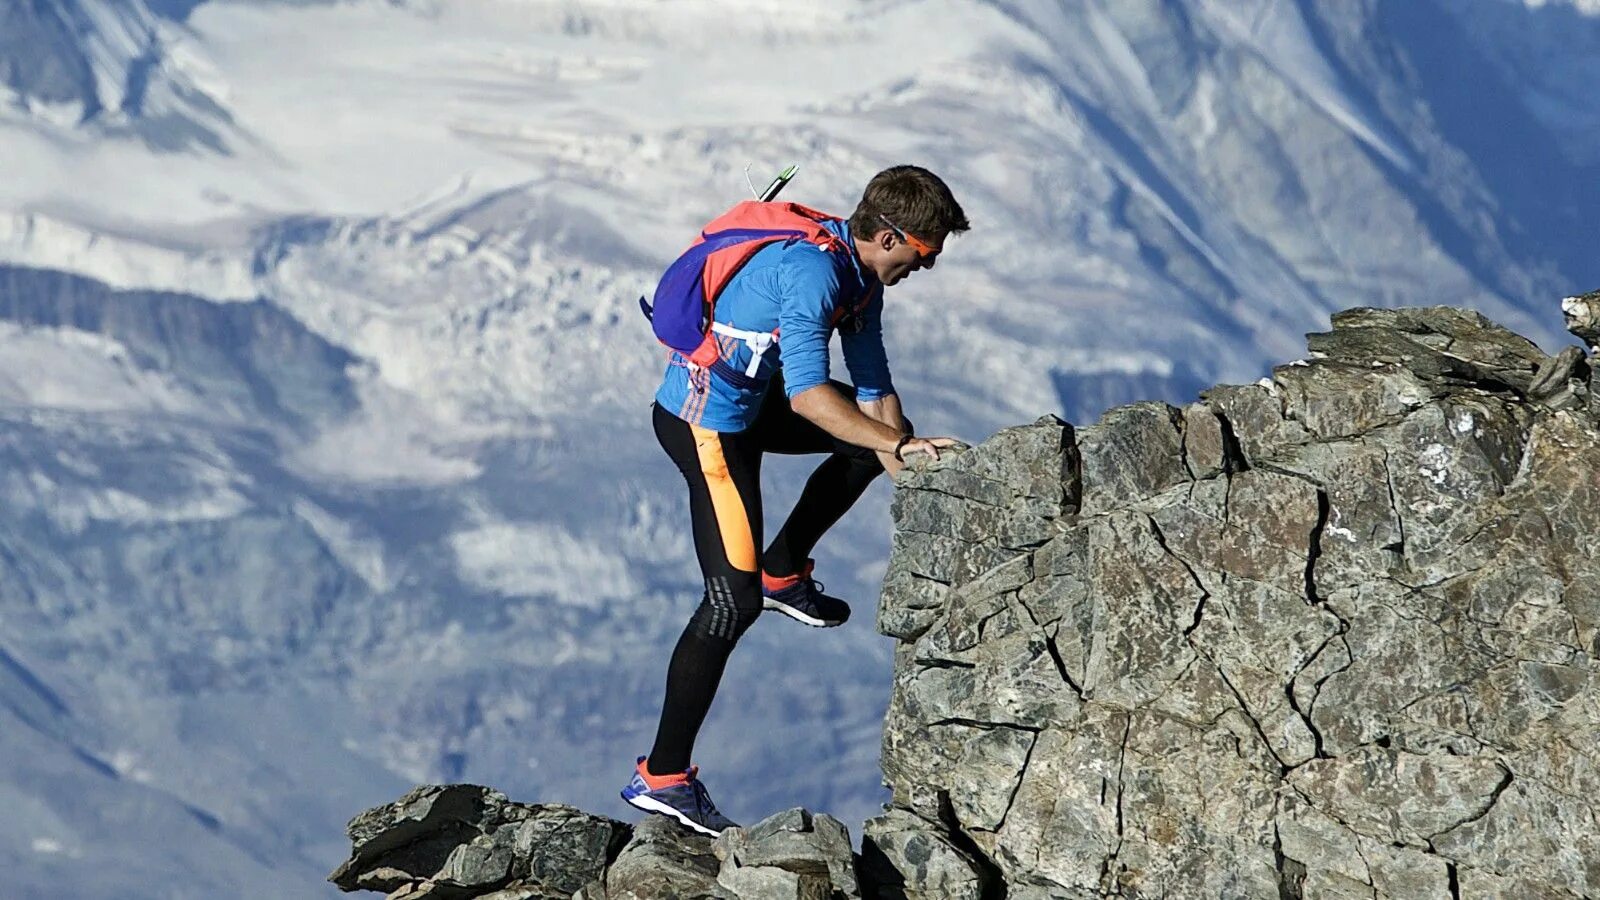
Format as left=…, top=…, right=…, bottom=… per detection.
left=876, top=304, right=1600, bottom=899
left=329, top=786, right=863, bottom=900
left=1565, top=290, right=1600, bottom=352
left=327, top=785, right=629, bottom=899
left=333, top=303, right=1599, bottom=898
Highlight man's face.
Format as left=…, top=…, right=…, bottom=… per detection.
left=875, top=221, right=946, bottom=286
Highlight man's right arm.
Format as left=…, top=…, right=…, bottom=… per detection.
left=790, top=383, right=905, bottom=453
left=776, top=250, right=954, bottom=463
left=790, top=383, right=957, bottom=466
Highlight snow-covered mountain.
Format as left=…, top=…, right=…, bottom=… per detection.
left=2, top=1, right=1597, bottom=896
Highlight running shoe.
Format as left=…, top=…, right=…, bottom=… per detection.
left=620, top=756, right=738, bottom=837
left=761, top=559, right=851, bottom=627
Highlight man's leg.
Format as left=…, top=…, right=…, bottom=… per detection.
left=645, top=403, right=765, bottom=775
left=754, top=379, right=906, bottom=579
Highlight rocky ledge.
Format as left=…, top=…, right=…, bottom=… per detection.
left=327, top=784, right=861, bottom=899
left=333, top=302, right=1600, bottom=899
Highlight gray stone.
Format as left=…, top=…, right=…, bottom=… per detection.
left=1273, top=359, right=1437, bottom=440
left=1527, top=345, right=1588, bottom=410
left=881, top=529, right=1017, bottom=602
left=1078, top=511, right=1204, bottom=707
left=1428, top=774, right=1600, bottom=896
left=1003, top=886, right=1099, bottom=900
left=332, top=785, right=499, bottom=886
left=1310, top=305, right=1546, bottom=393
left=924, top=554, right=1033, bottom=653
left=993, top=721, right=1123, bottom=891
left=331, top=305, right=1600, bottom=900
left=1378, top=398, right=1529, bottom=585
left=436, top=835, right=512, bottom=891
left=329, top=789, right=628, bottom=899
left=1076, top=402, right=1189, bottom=516
left=477, top=886, right=565, bottom=900
left=510, top=807, right=626, bottom=895
left=873, top=307, right=1600, bottom=899
left=1200, top=381, right=1312, bottom=464
left=1180, top=401, right=1229, bottom=479
left=354, top=867, right=416, bottom=893
left=714, top=808, right=859, bottom=899
left=606, top=816, right=726, bottom=900
left=716, top=864, right=830, bottom=900
left=331, top=786, right=517, bottom=893
left=1269, top=439, right=1403, bottom=592
left=1562, top=289, right=1600, bottom=349
left=1288, top=748, right=1511, bottom=845
left=877, top=562, right=951, bottom=642
left=954, top=416, right=1073, bottom=513
left=860, top=809, right=986, bottom=900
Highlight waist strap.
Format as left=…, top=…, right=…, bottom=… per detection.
left=710, top=322, right=778, bottom=378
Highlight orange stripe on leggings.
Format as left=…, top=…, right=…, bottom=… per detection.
left=689, top=423, right=758, bottom=572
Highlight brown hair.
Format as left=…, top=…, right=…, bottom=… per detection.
left=847, top=165, right=970, bottom=242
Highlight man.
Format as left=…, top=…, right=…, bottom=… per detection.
left=623, top=165, right=969, bottom=835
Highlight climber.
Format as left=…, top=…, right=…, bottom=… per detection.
left=622, top=165, right=970, bottom=835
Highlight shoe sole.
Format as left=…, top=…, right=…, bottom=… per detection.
left=621, top=791, right=727, bottom=837
left=762, top=598, right=844, bottom=627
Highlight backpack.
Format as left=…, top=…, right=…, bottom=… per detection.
left=639, top=200, right=880, bottom=388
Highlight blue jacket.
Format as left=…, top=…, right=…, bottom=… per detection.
left=655, top=219, right=894, bottom=432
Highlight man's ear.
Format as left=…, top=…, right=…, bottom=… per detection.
left=876, top=229, right=897, bottom=250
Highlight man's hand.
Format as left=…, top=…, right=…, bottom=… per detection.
left=895, top=436, right=961, bottom=463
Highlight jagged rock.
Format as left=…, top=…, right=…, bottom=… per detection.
left=604, top=816, right=725, bottom=900
left=1180, top=401, right=1233, bottom=479
left=717, top=866, right=830, bottom=900
left=860, top=809, right=988, bottom=900
left=355, top=868, right=416, bottom=893
left=333, top=304, right=1599, bottom=899
left=329, top=786, right=628, bottom=898
left=880, top=416, right=1068, bottom=642
left=1307, top=305, right=1546, bottom=393
left=1564, top=289, right=1600, bottom=349
left=1527, top=345, right=1589, bottom=411
left=875, top=304, right=1600, bottom=898
left=713, top=808, right=861, bottom=899
left=1074, top=401, right=1187, bottom=516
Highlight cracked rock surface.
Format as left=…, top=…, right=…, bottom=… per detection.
left=876, top=303, right=1600, bottom=898
left=331, top=302, right=1600, bottom=900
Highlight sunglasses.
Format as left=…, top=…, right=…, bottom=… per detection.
left=878, top=214, right=940, bottom=258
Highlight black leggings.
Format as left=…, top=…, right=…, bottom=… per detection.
left=645, top=380, right=900, bottom=775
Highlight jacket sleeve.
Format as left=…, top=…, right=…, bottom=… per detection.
left=777, top=246, right=843, bottom=398
left=840, top=287, right=895, bottom=401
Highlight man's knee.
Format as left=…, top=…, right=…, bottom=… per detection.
left=689, top=572, right=763, bottom=642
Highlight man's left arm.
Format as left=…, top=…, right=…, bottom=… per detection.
left=856, top=392, right=911, bottom=476
left=841, top=295, right=911, bottom=475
